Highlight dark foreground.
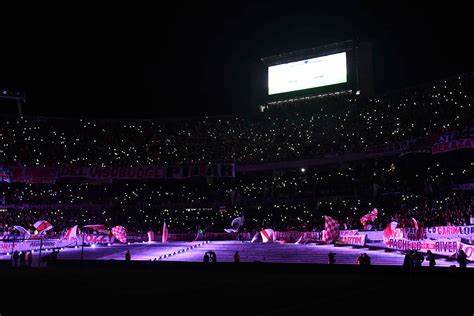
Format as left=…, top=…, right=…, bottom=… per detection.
left=0, top=260, right=472, bottom=316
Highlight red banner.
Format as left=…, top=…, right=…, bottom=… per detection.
left=0, top=163, right=235, bottom=183
left=83, top=234, right=115, bottom=244
left=58, top=166, right=164, bottom=180
left=10, top=166, right=57, bottom=183
left=432, top=138, right=474, bottom=154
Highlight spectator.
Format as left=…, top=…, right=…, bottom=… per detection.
left=426, top=250, right=436, bottom=268
left=51, top=249, right=59, bottom=261
left=19, top=251, right=26, bottom=267
left=328, top=252, right=336, bottom=264
left=412, top=250, right=424, bottom=269
left=363, top=253, right=371, bottom=265
left=26, top=251, right=33, bottom=267
left=12, top=250, right=20, bottom=268
left=457, top=249, right=467, bottom=269
left=234, top=251, right=240, bottom=263
left=402, top=251, right=413, bottom=272
left=357, top=253, right=365, bottom=265
left=209, top=251, right=217, bottom=263
left=125, top=250, right=131, bottom=261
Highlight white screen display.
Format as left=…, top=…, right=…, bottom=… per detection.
left=268, top=52, right=347, bottom=95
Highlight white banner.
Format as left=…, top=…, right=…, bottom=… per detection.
left=383, top=225, right=474, bottom=241
left=0, top=239, right=77, bottom=253
left=424, top=226, right=474, bottom=239
left=339, top=234, right=366, bottom=246
left=386, top=238, right=459, bottom=257
left=338, top=230, right=366, bottom=246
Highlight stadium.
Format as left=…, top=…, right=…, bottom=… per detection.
left=1, top=3, right=474, bottom=315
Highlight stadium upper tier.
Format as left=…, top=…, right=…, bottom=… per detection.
left=0, top=73, right=473, bottom=166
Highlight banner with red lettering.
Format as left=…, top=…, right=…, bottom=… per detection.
left=432, top=138, right=474, bottom=154
left=423, top=226, right=474, bottom=239
left=432, top=126, right=474, bottom=154
left=386, top=238, right=460, bottom=257
left=83, top=234, right=115, bottom=245
left=58, top=166, right=165, bottom=180
left=10, top=166, right=57, bottom=184
left=338, top=230, right=366, bottom=246
left=385, top=225, right=474, bottom=241
left=0, top=239, right=77, bottom=254
left=274, top=231, right=322, bottom=242
left=0, top=163, right=235, bottom=183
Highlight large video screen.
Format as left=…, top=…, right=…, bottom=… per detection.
left=268, top=52, right=347, bottom=95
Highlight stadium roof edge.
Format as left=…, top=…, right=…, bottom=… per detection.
left=260, top=40, right=355, bottom=65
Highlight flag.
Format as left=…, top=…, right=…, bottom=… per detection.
left=111, top=226, right=127, bottom=243
left=230, top=216, right=244, bottom=228
left=193, top=227, right=204, bottom=242
left=412, top=218, right=421, bottom=240
left=412, top=217, right=419, bottom=230
left=322, top=216, right=339, bottom=243
left=147, top=230, right=155, bottom=242
left=260, top=228, right=276, bottom=243
left=360, top=208, right=378, bottom=229
left=12, top=225, right=31, bottom=241
left=382, top=222, right=398, bottom=245
left=224, top=216, right=244, bottom=233
left=162, top=222, right=168, bottom=243
left=33, top=220, right=53, bottom=233
left=65, top=225, right=78, bottom=240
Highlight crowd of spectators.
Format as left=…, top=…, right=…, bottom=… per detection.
left=1, top=154, right=472, bottom=234
left=0, top=74, right=472, bottom=166
left=0, top=72, right=473, bottom=235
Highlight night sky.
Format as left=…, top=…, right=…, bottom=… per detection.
left=0, top=2, right=472, bottom=118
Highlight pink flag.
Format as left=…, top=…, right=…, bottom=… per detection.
left=162, top=222, right=168, bottom=243
left=412, top=218, right=418, bottom=230
left=412, top=218, right=421, bottom=240
left=382, top=222, right=398, bottom=245
left=322, top=216, right=339, bottom=243
left=360, top=208, right=378, bottom=229
left=111, top=226, right=127, bottom=243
